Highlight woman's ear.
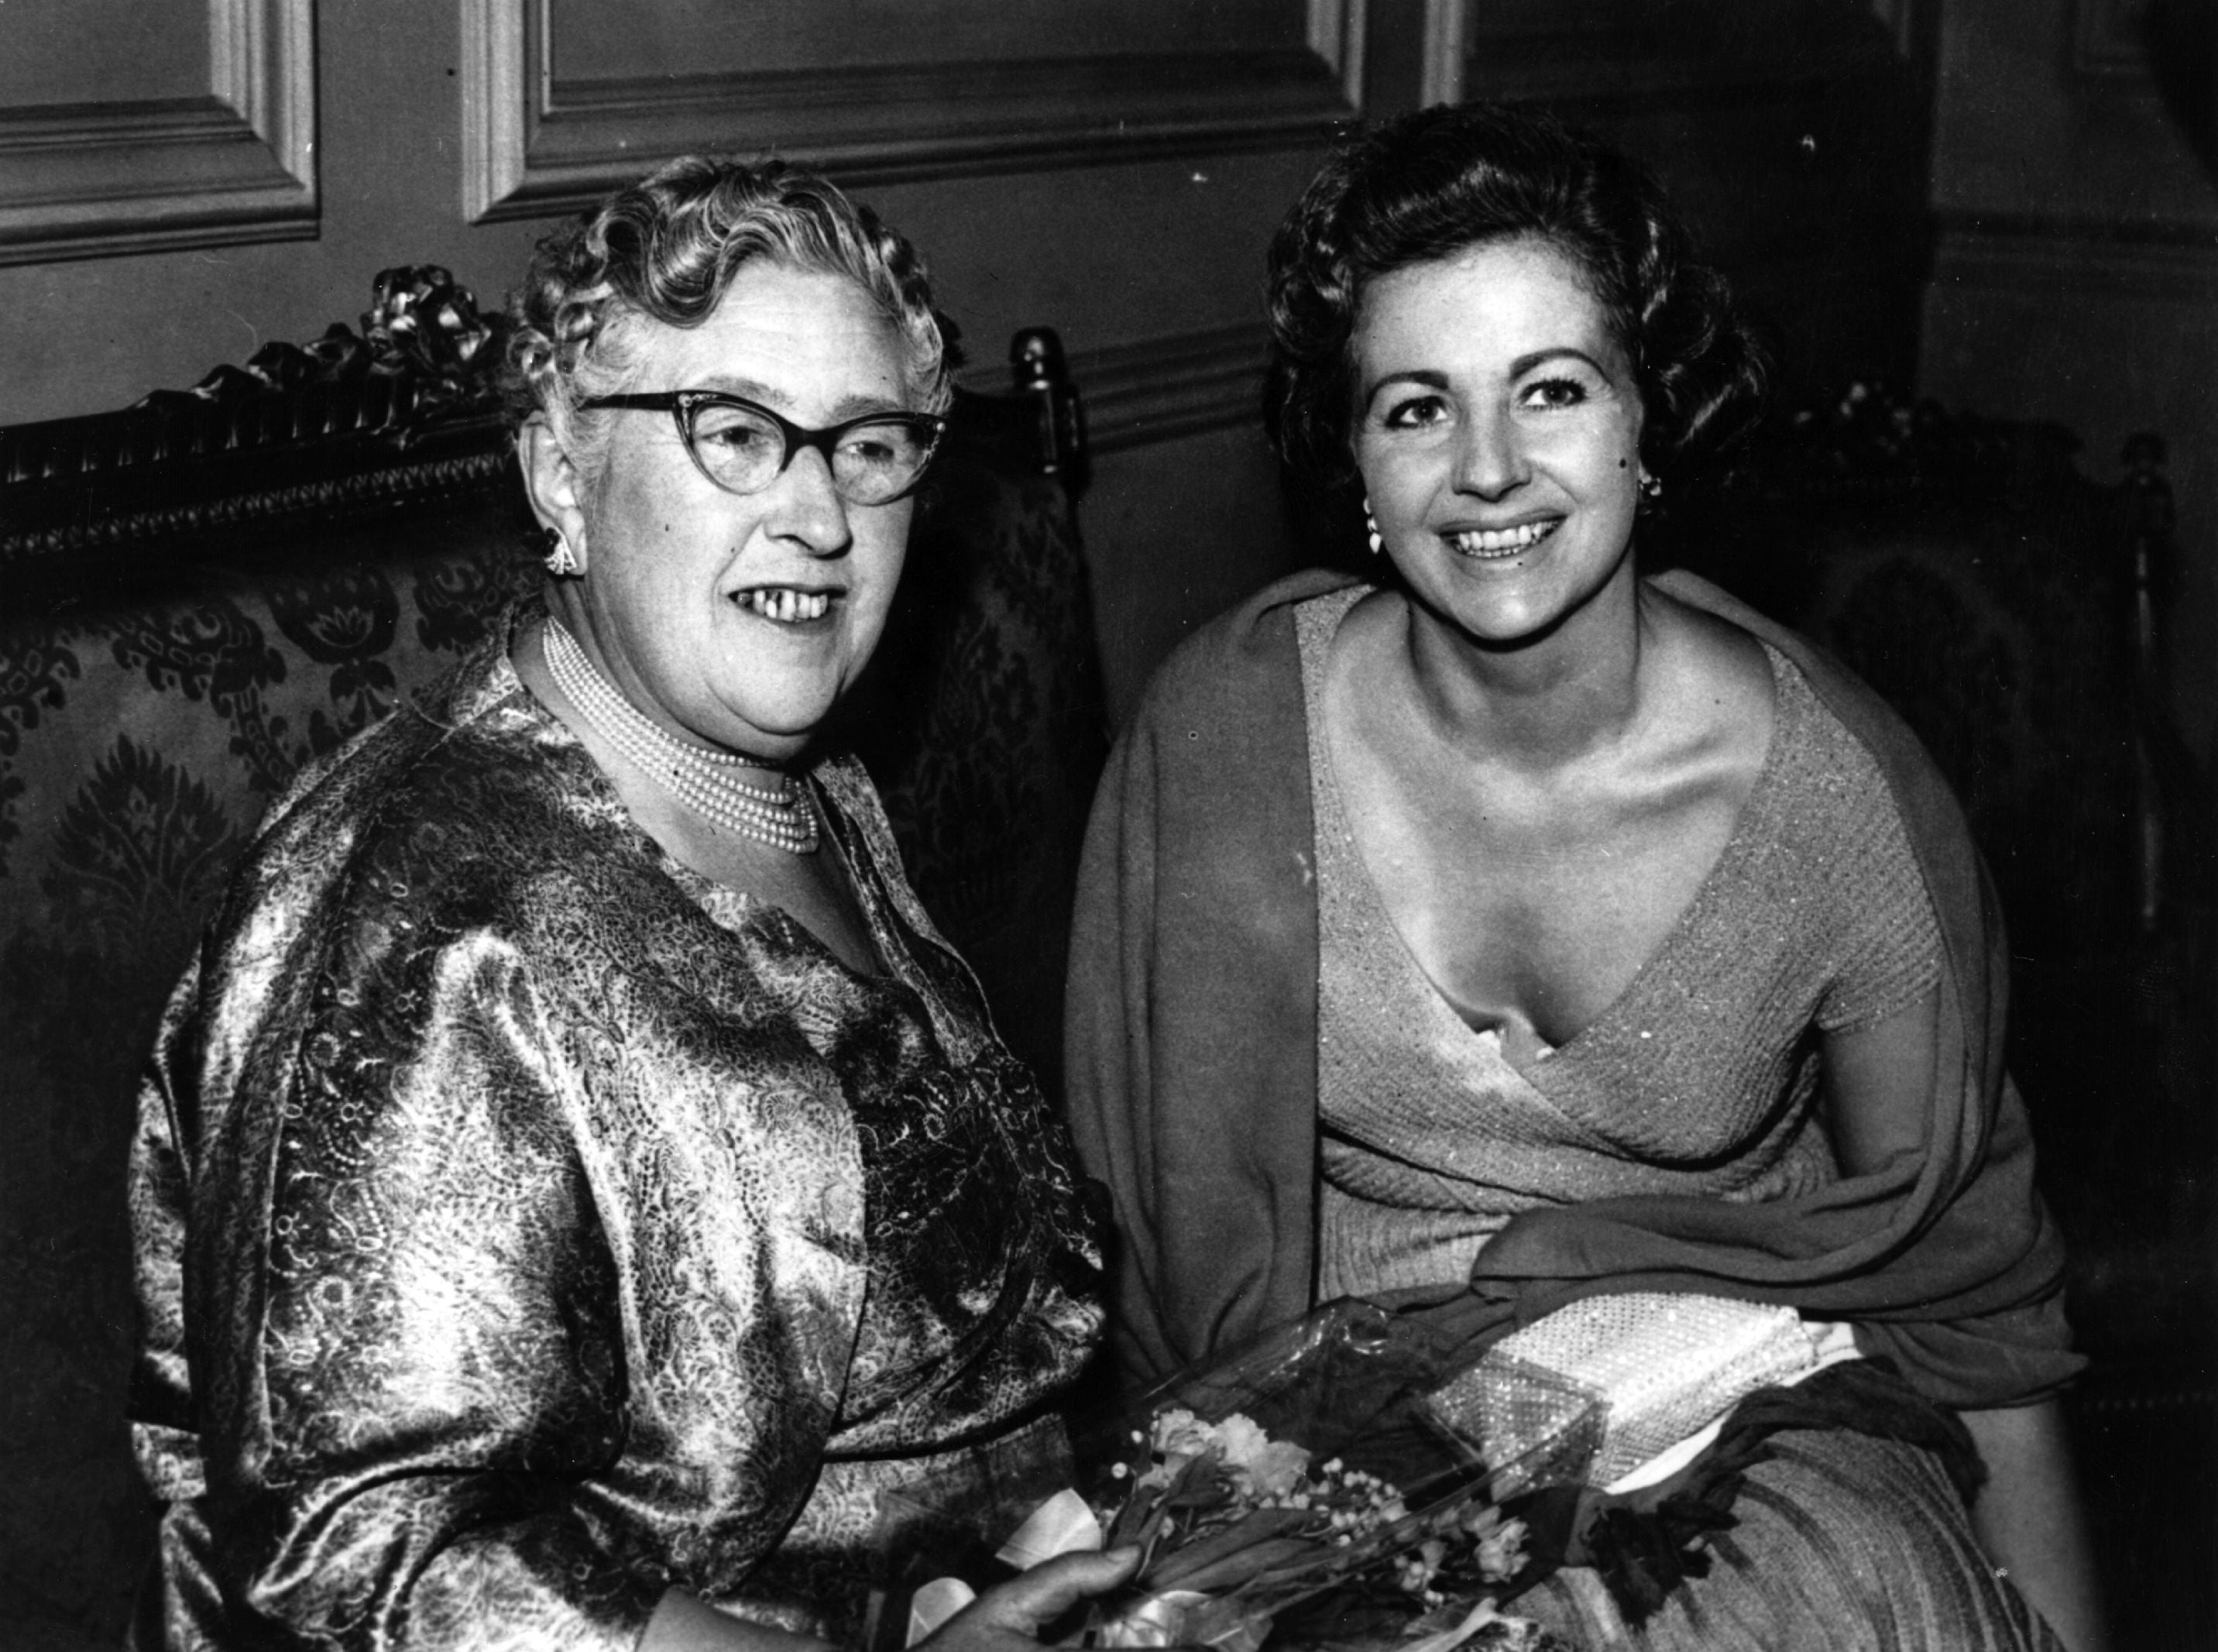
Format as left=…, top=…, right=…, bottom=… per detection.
left=519, top=417, right=591, bottom=575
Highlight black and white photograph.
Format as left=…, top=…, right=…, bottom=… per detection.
left=2, top=3, right=2210, bottom=1649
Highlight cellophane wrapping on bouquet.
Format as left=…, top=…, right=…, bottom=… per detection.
left=868, top=1299, right=1605, bottom=1652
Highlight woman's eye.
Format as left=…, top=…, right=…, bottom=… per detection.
left=701, top=424, right=771, bottom=453
left=1380, top=395, right=1449, bottom=431
left=840, top=434, right=898, bottom=466
left=1520, top=376, right=1588, bottom=410
left=692, top=409, right=778, bottom=454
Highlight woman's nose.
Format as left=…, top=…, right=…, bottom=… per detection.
left=1454, top=406, right=1528, bottom=500
left=770, top=445, right=854, bottom=555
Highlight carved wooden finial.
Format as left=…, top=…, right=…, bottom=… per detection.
left=1011, top=328, right=1069, bottom=394
left=1007, top=328, right=1085, bottom=491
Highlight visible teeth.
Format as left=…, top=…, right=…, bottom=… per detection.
left=745, top=589, right=831, bottom=622
left=1450, top=520, right=1557, bottom=556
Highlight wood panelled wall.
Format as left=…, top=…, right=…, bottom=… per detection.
left=4, top=0, right=2206, bottom=735
left=0, top=0, right=1362, bottom=725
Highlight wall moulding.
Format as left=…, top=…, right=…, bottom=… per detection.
left=0, top=0, right=317, bottom=268
left=1935, top=215, right=2218, bottom=304
left=462, top=1, right=1354, bottom=224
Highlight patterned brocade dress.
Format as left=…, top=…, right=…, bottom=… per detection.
left=1293, top=587, right=2061, bottom=1651
left=128, top=631, right=1102, bottom=1652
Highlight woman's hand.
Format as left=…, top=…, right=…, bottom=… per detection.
left=644, top=1549, right=1141, bottom=1652
left=1961, top=1400, right=2110, bottom=1652
left=918, top=1547, right=1144, bottom=1652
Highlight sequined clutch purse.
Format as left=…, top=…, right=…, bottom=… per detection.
left=1426, top=1293, right=1821, bottom=1491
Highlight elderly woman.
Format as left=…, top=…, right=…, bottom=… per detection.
left=1066, top=105, right=2106, bottom=1650
left=128, top=156, right=1133, bottom=1651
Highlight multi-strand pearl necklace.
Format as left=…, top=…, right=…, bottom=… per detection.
left=542, top=616, right=819, bottom=854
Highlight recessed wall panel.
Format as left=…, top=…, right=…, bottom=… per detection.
left=0, top=0, right=316, bottom=266
left=464, top=0, right=1348, bottom=223
left=0, top=0, right=209, bottom=105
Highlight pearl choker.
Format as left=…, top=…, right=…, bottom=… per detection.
left=541, top=616, right=819, bottom=854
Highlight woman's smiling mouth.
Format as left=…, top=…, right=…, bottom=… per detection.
left=1447, top=519, right=1560, bottom=558
left=740, top=586, right=835, bottom=623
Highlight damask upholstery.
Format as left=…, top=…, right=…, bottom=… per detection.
left=0, top=273, right=1106, bottom=1648
left=1655, top=388, right=2214, bottom=1648
left=850, top=329, right=1106, bottom=1093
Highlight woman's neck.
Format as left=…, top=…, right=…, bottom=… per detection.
left=1396, top=565, right=1659, bottom=771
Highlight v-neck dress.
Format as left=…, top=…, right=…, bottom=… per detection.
left=1294, top=586, right=1943, bottom=1305
left=1292, top=588, right=2069, bottom=1652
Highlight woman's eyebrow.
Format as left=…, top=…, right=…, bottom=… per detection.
left=682, top=378, right=909, bottom=421
left=1510, top=346, right=1611, bottom=379
left=1362, top=348, right=1616, bottom=405
left=1360, top=367, right=1449, bottom=404
left=826, top=392, right=915, bottom=420
left=690, top=373, right=785, bottom=405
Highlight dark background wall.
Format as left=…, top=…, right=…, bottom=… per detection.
left=1918, top=0, right=2217, bottom=764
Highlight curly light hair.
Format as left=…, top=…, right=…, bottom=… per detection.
left=505, top=155, right=952, bottom=491
left=1265, top=103, right=1767, bottom=492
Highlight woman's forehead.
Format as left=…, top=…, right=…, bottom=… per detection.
left=1354, top=237, right=1622, bottom=366
left=620, top=263, right=906, bottom=408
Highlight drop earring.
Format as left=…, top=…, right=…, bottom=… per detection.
left=1364, top=499, right=1384, bottom=556
left=540, top=525, right=580, bottom=578
left=1637, top=472, right=1664, bottom=504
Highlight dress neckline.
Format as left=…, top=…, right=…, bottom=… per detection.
left=1293, top=583, right=1799, bottom=1087
left=497, top=630, right=958, bottom=1036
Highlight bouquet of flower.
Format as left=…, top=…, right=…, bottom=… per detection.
left=879, top=1300, right=1601, bottom=1652
left=1077, top=1400, right=1545, bottom=1651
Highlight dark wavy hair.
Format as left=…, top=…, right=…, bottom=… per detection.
left=1265, top=103, right=1767, bottom=489
left=505, top=156, right=949, bottom=490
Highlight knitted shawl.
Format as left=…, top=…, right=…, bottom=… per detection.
left=1064, top=568, right=2079, bottom=1408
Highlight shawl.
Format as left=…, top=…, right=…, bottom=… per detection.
left=1064, top=568, right=2079, bottom=1409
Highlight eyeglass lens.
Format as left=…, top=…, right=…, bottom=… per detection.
left=688, top=401, right=933, bottom=504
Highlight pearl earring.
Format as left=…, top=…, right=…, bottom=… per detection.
left=540, top=526, right=580, bottom=578
left=1364, top=499, right=1384, bottom=556
left=1637, top=472, right=1664, bottom=503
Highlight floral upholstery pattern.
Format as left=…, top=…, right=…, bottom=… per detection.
left=853, top=455, right=1108, bottom=1092
left=0, top=280, right=1105, bottom=1646
left=1, top=533, right=541, bottom=1643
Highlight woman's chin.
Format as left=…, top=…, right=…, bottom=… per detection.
left=1403, top=543, right=1636, bottom=651
left=733, top=679, right=859, bottom=753
left=1404, top=571, right=1566, bottom=648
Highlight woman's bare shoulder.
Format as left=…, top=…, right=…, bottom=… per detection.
left=1641, top=579, right=1777, bottom=766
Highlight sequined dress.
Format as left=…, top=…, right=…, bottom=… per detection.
left=127, top=629, right=1103, bottom=1651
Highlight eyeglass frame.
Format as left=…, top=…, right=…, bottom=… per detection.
left=581, top=390, right=948, bottom=505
